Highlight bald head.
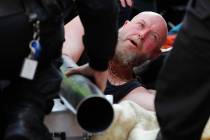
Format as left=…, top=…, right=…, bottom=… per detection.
left=131, top=11, right=168, bottom=47
left=109, top=12, right=168, bottom=81
left=114, top=11, right=168, bottom=67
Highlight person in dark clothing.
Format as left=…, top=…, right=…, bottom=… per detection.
left=0, top=0, right=118, bottom=140
left=155, top=0, right=210, bottom=140
left=63, top=11, right=168, bottom=111
left=134, top=51, right=170, bottom=89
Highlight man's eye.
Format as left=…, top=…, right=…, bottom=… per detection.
left=151, top=34, right=159, bottom=41
left=153, top=35, right=158, bottom=40
left=137, top=22, right=144, bottom=28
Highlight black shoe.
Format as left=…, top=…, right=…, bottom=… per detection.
left=3, top=101, right=52, bottom=140
left=4, top=121, right=29, bottom=140
left=4, top=120, right=52, bottom=140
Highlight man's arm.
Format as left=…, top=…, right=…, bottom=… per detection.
left=62, top=16, right=85, bottom=62
left=122, top=86, right=155, bottom=111
left=62, top=0, right=118, bottom=91
left=62, top=14, right=113, bottom=91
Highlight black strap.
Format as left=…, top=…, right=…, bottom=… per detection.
left=105, top=79, right=142, bottom=103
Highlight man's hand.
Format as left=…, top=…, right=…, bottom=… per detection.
left=65, top=63, right=108, bottom=92
left=119, top=0, right=133, bottom=7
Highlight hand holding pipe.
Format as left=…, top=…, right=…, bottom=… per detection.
left=59, top=55, right=114, bottom=133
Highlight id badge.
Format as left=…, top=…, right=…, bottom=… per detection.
left=20, top=58, right=38, bottom=80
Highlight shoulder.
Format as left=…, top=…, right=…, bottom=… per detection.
left=129, top=86, right=149, bottom=95
left=124, top=86, right=155, bottom=102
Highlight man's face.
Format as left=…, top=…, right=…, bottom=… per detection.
left=114, top=12, right=167, bottom=67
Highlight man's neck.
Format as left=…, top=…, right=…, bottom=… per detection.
left=108, top=61, right=134, bottom=86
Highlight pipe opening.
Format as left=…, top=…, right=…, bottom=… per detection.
left=77, top=97, right=114, bottom=133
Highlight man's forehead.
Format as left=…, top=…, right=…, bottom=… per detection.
left=131, top=12, right=168, bottom=43
left=131, top=14, right=144, bottom=22
left=131, top=12, right=158, bottom=22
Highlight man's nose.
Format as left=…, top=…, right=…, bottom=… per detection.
left=138, top=28, right=150, bottom=40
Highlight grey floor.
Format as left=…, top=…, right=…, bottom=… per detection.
left=44, top=99, right=87, bottom=140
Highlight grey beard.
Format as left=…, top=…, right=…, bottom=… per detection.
left=113, top=51, right=148, bottom=68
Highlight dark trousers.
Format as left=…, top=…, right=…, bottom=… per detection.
left=155, top=0, right=210, bottom=139
left=0, top=64, right=62, bottom=140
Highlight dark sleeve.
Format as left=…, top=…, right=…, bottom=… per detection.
left=76, top=0, right=118, bottom=71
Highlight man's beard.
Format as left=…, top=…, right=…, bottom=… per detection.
left=113, top=47, right=148, bottom=68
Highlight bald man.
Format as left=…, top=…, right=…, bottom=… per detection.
left=63, top=11, right=168, bottom=111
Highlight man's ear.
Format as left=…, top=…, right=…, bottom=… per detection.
left=119, top=20, right=130, bottom=31
left=123, top=20, right=129, bottom=26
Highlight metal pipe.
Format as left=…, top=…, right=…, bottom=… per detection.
left=59, top=55, right=114, bottom=133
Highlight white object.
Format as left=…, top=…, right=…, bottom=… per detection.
left=105, top=95, right=114, bottom=104
left=128, top=124, right=159, bottom=140
left=20, top=58, right=38, bottom=80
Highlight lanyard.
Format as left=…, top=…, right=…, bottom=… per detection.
left=20, top=18, right=42, bottom=80
left=29, top=20, right=41, bottom=60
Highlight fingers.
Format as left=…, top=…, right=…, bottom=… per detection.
left=126, top=0, right=133, bottom=7
left=65, top=64, right=90, bottom=77
left=120, top=0, right=126, bottom=7
left=64, top=64, right=108, bottom=92
left=119, top=0, right=133, bottom=8
left=65, top=68, right=80, bottom=77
